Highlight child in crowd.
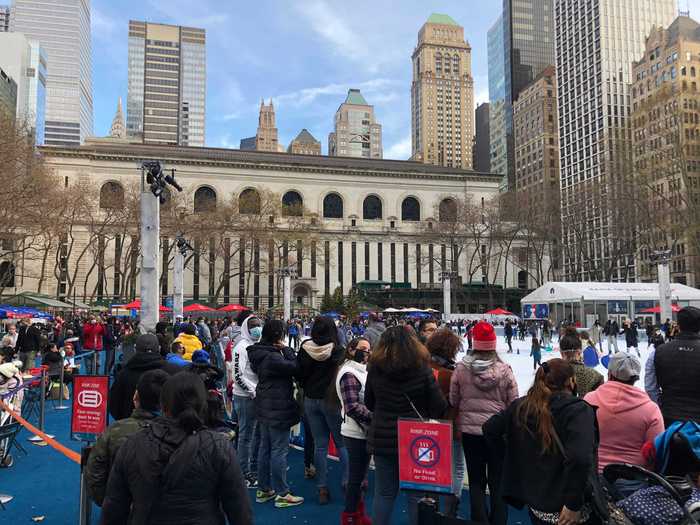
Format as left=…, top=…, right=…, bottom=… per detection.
left=530, top=336, right=542, bottom=371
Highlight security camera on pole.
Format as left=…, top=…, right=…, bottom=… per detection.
left=173, top=234, right=193, bottom=323
left=651, top=249, right=673, bottom=324
left=140, top=161, right=182, bottom=333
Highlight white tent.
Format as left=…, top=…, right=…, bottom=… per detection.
left=521, top=282, right=700, bottom=303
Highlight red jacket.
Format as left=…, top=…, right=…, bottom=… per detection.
left=82, top=322, right=106, bottom=351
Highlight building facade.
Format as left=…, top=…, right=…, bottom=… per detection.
left=13, top=142, right=547, bottom=311
left=0, top=5, right=9, bottom=31
left=10, top=0, right=92, bottom=146
left=0, top=32, right=46, bottom=142
left=254, top=99, right=280, bottom=152
left=126, top=20, right=206, bottom=147
left=631, top=15, right=700, bottom=286
left=555, top=0, right=676, bottom=281
left=473, top=102, right=490, bottom=172
left=287, top=128, right=321, bottom=155
left=329, top=89, right=382, bottom=159
left=0, top=66, right=17, bottom=119
left=411, top=13, right=473, bottom=169
left=488, top=1, right=555, bottom=191
left=239, top=136, right=256, bottom=150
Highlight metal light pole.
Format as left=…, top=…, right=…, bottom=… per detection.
left=440, top=271, right=456, bottom=323
left=275, top=266, right=297, bottom=322
left=652, top=249, right=673, bottom=324
left=173, top=234, right=193, bottom=323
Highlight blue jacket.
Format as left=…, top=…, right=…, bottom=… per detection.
left=165, top=353, right=188, bottom=367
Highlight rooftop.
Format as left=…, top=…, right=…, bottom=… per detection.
left=344, top=89, right=369, bottom=106
left=292, top=128, right=319, bottom=144
left=427, top=13, right=459, bottom=27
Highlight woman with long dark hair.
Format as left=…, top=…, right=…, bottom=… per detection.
left=484, top=358, right=599, bottom=525
left=365, top=326, right=447, bottom=525
left=101, top=372, right=252, bottom=525
left=297, top=315, right=348, bottom=504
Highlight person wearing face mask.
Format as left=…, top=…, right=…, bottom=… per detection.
left=484, top=358, right=599, bottom=525
left=232, top=313, right=263, bottom=488
left=336, top=337, right=373, bottom=525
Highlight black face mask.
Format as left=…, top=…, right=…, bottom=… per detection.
left=353, top=349, right=368, bottom=363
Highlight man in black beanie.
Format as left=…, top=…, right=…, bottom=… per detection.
left=108, top=334, right=179, bottom=420
left=650, top=306, right=700, bottom=426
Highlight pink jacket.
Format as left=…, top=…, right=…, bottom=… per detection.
left=584, top=381, right=664, bottom=473
left=449, top=356, right=519, bottom=436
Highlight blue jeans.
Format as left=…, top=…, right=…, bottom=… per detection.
left=373, top=454, right=420, bottom=525
left=257, top=422, right=290, bottom=495
left=452, top=438, right=466, bottom=497
left=233, top=394, right=259, bottom=476
left=304, top=397, right=349, bottom=488
left=343, top=436, right=370, bottom=512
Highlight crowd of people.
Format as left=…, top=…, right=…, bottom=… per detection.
left=1, top=307, right=699, bottom=525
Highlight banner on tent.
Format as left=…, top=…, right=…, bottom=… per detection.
left=634, top=300, right=655, bottom=314
left=607, top=300, right=628, bottom=314
left=522, top=304, right=549, bottom=319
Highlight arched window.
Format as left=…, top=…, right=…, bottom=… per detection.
left=99, top=182, right=124, bottom=209
left=323, top=193, right=343, bottom=219
left=194, top=186, right=217, bottom=213
left=439, top=198, right=457, bottom=222
left=401, top=197, right=420, bottom=221
left=363, top=195, right=382, bottom=220
left=0, top=261, right=15, bottom=288
left=282, top=191, right=303, bottom=217
left=239, top=188, right=261, bottom=215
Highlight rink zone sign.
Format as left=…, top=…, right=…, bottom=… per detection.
left=71, top=375, right=109, bottom=442
left=398, top=419, right=453, bottom=493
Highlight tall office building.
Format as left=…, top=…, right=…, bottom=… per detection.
left=411, top=13, right=473, bottom=169
left=555, top=0, right=675, bottom=281
left=127, top=20, right=206, bottom=147
left=0, top=66, right=17, bottom=119
left=487, top=1, right=555, bottom=191
left=10, top=0, right=92, bottom=146
left=473, top=102, right=490, bottom=172
left=329, top=89, right=382, bottom=159
left=0, top=32, right=46, bottom=143
left=0, top=5, right=9, bottom=31
left=254, top=99, right=279, bottom=152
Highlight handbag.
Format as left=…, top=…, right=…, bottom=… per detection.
left=551, top=427, right=634, bottom=525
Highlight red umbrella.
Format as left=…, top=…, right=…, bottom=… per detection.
left=116, top=300, right=171, bottom=312
left=485, top=307, right=514, bottom=316
left=184, top=303, right=215, bottom=313
left=218, top=304, right=250, bottom=312
left=640, top=304, right=681, bottom=314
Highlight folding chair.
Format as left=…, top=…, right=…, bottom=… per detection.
left=0, top=421, right=21, bottom=468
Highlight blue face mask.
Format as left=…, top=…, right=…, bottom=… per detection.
left=249, top=326, right=262, bottom=340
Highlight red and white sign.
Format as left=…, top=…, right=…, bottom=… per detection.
left=398, top=419, right=453, bottom=493
left=71, top=375, right=109, bottom=442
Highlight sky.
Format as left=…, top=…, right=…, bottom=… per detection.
left=92, top=0, right=700, bottom=160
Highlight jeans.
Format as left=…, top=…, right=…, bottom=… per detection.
left=234, top=394, right=259, bottom=476
left=103, top=346, right=116, bottom=376
left=462, top=433, right=507, bottom=525
left=257, top=422, right=290, bottom=495
left=606, top=335, right=619, bottom=354
left=302, top=414, right=315, bottom=467
left=344, top=436, right=370, bottom=512
left=304, top=397, right=349, bottom=488
left=19, top=351, right=36, bottom=372
left=451, top=438, right=466, bottom=497
left=373, top=454, right=420, bottom=525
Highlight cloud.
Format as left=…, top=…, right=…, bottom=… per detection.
left=273, top=78, right=398, bottom=109
left=92, top=6, right=118, bottom=41
left=295, top=0, right=369, bottom=61
left=385, top=134, right=412, bottom=160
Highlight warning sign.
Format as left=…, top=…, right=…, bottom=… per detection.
left=71, top=375, right=109, bottom=442
left=398, top=419, right=453, bottom=493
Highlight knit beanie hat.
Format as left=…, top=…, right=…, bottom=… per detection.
left=472, top=321, right=497, bottom=351
left=192, top=349, right=210, bottom=364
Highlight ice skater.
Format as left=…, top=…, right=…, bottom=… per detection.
left=530, top=336, right=542, bottom=370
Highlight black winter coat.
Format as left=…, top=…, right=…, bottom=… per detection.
left=108, top=353, right=180, bottom=421
left=483, top=392, right=597, bottom=513
left=364, top=364, right=447, bottom=457
left=248, top=342, right=300, bottom=429
left=101, top=417, right=252, bottom=525
left=296, top=340, right=344, bottom=399
left=623, top=326, right=638, bottom=347
left=654, top=332, right=700, bottom=425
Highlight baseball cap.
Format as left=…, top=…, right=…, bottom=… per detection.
left=608, top=351, right=641, bottom=381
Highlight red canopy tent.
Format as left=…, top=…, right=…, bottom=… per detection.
left=640, top=304, right=682, bottom=314
left=218, top=304, right=250, bottom=312
left=118, top=300, right=171, bottom=312
left=183, top=303, right=215, bottom=313
left=485, top=307, right=514, bottom=316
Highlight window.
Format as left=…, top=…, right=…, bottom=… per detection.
left=363, top=195, right=382, bottom=220
left=282, top=191, right=303, bottom=216
left=239, top=188, right=261, bottom=214
left=401, top=197, right=420, bottom=221
left=99, top=182, right=125, bottom=209
left=439, top=198, right=457, bottom=222
left=323, top=193, right=343, bottom=218
left=194, top=186, right=216, bottom=213
left=0, top=261, right=15, bottom=288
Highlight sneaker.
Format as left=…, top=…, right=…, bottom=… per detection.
left=245, top=475, right=258, bottom=489
left=275, top=492, right=304, bottom=508
left=256, top=489, right=276, bottom=503
left=304, top=465, right=316, bottom=479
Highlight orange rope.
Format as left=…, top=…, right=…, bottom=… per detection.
left=0, top=398, right=81, bottom=464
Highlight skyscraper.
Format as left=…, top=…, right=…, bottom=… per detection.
left=255, top=99, right=279, bottom=152
left=127, top=20, right=206, bottom=147
left=487, top=1, right=555, bottom=190
left=473, top=102, right=491, bottom=172
left=0, top=66, right=17, bottom=119
left=0, top=32, right=46, bottom=142
left=411, top=13, right=473, bottom=169
left=329, top=89, right=382, bottom=159
left=10, top=0, right=92, bottom=146
left=555, top=0, right=675, bottom=281
left=0, top=5, right=9, bottom=31
left=109, top=97, right=125, bottom=139
left=288, top=128, right=321, bottom=155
